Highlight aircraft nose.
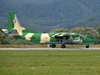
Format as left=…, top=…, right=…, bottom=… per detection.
left=94, top=39, right=97, bottom=43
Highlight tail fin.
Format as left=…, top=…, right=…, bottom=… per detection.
left=8, top=12, right=16, bottom=32
left=8, top=12, right=37, bottom=36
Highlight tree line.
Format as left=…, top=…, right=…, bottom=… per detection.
left=1, top=0, right=100, bottom=32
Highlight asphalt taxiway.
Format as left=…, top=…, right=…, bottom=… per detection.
left=0, top=48, right=100, bottom=50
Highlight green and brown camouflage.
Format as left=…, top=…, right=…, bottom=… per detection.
left=1, top=12, right=97, bottom=48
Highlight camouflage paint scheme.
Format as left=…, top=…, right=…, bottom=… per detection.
left=2, top=12, right=97, bottom=46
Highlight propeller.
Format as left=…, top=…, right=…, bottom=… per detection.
left=79, top=34, right=83, bottom=40
left=74, top=34, right=83, bottom=40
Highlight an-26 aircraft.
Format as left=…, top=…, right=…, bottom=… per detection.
left=2, top=12, right=97, bottom=48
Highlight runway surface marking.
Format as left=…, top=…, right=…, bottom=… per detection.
left=0, top=48, right=100, bottom=50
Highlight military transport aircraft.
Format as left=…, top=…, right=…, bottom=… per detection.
left=2, top=12, right=97, bottom=48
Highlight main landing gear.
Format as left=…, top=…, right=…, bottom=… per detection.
left=48, top=44, right=56, bottom=48
left=61, top=44, right=66, bottom=48
left=48, top=44, right=66, bottom=48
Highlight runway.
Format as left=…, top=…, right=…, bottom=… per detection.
left=0, top=48, right=100, bottom=50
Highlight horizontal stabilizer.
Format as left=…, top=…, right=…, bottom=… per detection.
left=1, top=29, right=9, bottom=36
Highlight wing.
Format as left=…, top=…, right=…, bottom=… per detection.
left=52, top=33, right=80, bottom=40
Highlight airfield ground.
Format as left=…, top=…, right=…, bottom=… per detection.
left=0, top=50, right=100, bottom=75
left=0, top=44, right=100, bottom=48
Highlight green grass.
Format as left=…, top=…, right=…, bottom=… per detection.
left=0, top=50, right=100, bottom=75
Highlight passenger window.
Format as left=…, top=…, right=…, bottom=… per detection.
left=37, top=37, right=39, bottom=39
left=45, top=37, right=47, bottom=39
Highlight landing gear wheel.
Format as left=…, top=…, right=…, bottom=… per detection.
left=48, top=44, right=56, bottom=48
left=61, top=44, right=66, bottom=48
left=51, top=44, right=56, bottom=48
left=86, top=45, right=89, bottom=48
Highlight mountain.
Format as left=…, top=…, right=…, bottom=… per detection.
left=0, top=0, right=100, bottom=32
left=63, top=14, right=100, bottom=29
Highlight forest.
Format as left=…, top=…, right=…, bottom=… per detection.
left=0, top=0, right=100, bottom=32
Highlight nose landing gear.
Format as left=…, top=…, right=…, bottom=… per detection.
left=61, top=44, right=66, bottom=48
left=86, top=45, right=89, bottom=48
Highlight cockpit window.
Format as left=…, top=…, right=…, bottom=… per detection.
left=87, top=36, right=94, bottom=39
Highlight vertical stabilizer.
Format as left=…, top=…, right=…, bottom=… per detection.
left=8, top=12, right=37, bottom=35
left=8, top=12, right=15, bottom=32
